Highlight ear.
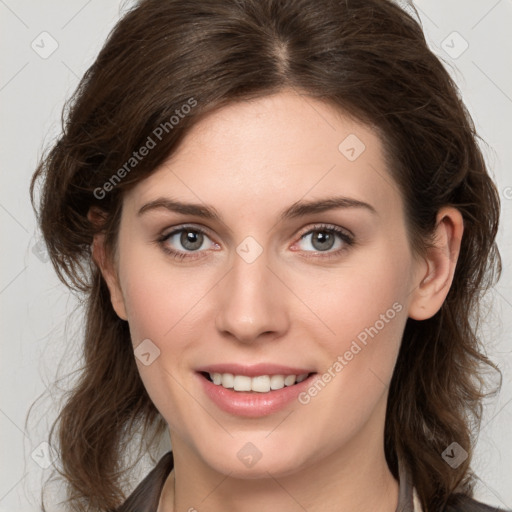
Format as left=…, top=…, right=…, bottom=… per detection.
left=408, top=207, right=464, bottom=320
left=88, top=207, right=128, bottom=321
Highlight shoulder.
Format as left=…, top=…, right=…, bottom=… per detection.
left=444, top=493, right=511, bottom=512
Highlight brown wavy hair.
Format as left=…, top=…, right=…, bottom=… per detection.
left=29, top=0, right=502, bottom=510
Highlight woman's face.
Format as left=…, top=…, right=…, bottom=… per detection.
left=106, top=90, right=426, bottom=478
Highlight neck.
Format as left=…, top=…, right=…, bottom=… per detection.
left=159, top=408, right=398, bottom=512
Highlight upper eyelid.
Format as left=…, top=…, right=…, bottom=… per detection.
left=161, top=223, right=215, bottom=238
left=297, top=223, right=354, bottom=239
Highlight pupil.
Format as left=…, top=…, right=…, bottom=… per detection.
left=312, top=231, right=334, bottom=251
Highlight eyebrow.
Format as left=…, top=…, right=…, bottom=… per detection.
left=137, top=196, right=377, bottom=222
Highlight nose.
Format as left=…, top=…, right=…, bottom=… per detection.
left=214, top=249, right=290, bottom=345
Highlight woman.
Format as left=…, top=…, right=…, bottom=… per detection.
left=30, top=0, right=507, bottom=511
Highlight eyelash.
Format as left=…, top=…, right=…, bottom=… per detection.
left=156, top=223, right=355, bottom=262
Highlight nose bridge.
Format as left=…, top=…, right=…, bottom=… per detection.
left=215, top=246, right=288, bottom=343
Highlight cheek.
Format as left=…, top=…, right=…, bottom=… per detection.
left=295, top=242, right=412, bottom=408
left=118, top=244, right=215, bottom=346
left=302, top=240, right=411, bottom=346
left=115, top=245, right=218, bottom=419
left=116, top=247, right=210, bottom=430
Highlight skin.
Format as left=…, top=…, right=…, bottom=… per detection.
left=92, top=89, right=463, bottom=512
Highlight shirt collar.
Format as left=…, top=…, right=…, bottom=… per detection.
left=396, top=457, right=422, bottom=512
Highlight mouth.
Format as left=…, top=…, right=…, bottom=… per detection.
left=199, top=371, right=315, bottom=393
left=195, top=364, right=318, bottom=417
left=195, top=362, right=318, bottom=418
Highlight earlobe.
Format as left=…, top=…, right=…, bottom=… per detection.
left=408, top=207, right=464, bottom=321
left=88, top=208, right=128, bottom=321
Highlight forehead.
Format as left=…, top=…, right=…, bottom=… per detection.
left=123, top=90, right=403, bottom=222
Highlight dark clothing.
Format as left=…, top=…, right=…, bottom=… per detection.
left=115, top=451, right=507, bottom=512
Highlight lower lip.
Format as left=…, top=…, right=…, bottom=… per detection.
left=197, top=373, right=316, bottom=417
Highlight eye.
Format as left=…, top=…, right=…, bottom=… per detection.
left=157, top=225, right=219, bottom=260
left=294, top=224, right=354, bottom=256
left=156, top=223, right=355, bottom=262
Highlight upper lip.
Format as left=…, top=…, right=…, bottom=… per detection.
left=196, top=363, right=315, bottom=377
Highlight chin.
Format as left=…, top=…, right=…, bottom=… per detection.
left=192, top=434, right=312, bottom=479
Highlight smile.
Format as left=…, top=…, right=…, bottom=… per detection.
left=204, top=372, right=311, bottom=393
left=196, top=364, right=318, bottom=417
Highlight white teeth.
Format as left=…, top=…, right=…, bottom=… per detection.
left=270, top=375, right=285, bottom=390
left=208, top=372, right=310, bottom=393
left=221, top=373, right=234, bottom=388
left=233, top=375, right=252, bottom=392
left=251, top=375, right=271, bottom=393
left=284, top=375, right=296, bottom=386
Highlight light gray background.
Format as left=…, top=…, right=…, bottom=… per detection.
left=1, top=1, right=511, bottom=510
